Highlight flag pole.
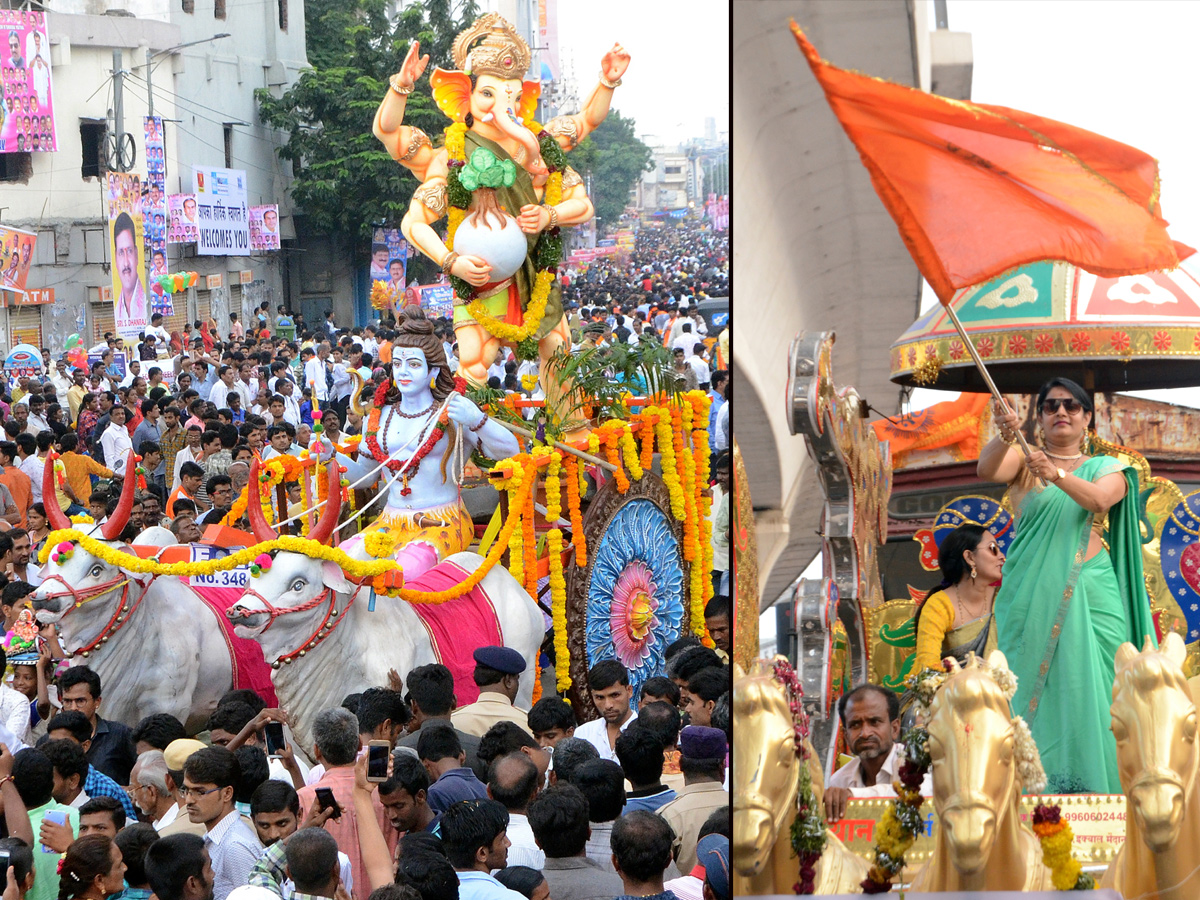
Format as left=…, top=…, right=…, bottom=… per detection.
left=943, top=303, right=1046, bottom=486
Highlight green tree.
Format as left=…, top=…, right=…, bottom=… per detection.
left=567, top=111, right=653, bottom=231
left=256, top=0, right=478, bottom=279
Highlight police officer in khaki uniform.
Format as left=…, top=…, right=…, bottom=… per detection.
left=450, top=646, right=530, bottom=738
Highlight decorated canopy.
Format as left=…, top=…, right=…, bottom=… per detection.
left=890, top=258, right=1200, bottom=393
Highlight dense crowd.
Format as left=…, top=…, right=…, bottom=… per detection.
left=0, top=218, right=732, bottom=900
left=0, top=624, right=731, bottom=900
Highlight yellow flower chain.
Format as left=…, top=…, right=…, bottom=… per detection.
left=618, top=431, right=643, bottom=481
left=547, top=527, right=571, bottom=694
left=444, top=122, right=468, bottom=160
left=652, top=407, right=686, bottom=519
left=544, top=452, right=562, bottom=522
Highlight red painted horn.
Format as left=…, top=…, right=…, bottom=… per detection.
left=247, top=458, right=280, bottom=543
left=42, top=452, right=72, bottom=532
left=308, top=460, right=343, bottom=546
left=100, top=451, right=139, bottom=540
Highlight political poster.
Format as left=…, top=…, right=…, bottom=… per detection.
left=168, top=193, right=199, bottom=244
left=249, top=204, right=280, bottom=251
left=369, top=226, right=407, bottom=291
left=107, top=172, right=148, bottom=340
left=143, top=116, right=172, bottom=317
left=0, top=10, right=56, bottom=154
left=0, top=224, right=35, bottom=293
left=192, top=166, right=250, bottom=256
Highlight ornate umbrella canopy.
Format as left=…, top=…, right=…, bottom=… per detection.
left=890, top=257, right=1200, bottom=393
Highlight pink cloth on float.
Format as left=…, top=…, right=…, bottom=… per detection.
left=184, top=582, right=279, bottom=705
left=404, top=560, right=504, bottom=707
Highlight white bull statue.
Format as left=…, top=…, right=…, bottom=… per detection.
left=30, top=452, right=269, bottom=733
left=228, top=459, right=545, bottom=756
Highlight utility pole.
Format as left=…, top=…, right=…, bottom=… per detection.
left=146, top=46, right=154, bottom=118
left=113, top=49, right=124, bottom=170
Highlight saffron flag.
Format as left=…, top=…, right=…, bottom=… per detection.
left=871, top=392, right=990, bottom=467
left=792, top=23, right=1193, bottom=305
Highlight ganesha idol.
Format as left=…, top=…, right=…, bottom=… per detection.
left=373, top=13, right=630, bottom=424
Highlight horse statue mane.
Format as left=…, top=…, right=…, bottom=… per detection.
left=910, top=651, right=1053, bottom=892
left=732, top=659, right=867, bottom=895
left=1101, top=633, right=1200, bottom=900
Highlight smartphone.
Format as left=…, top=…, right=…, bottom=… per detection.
left=315, top=787, right=342, bottom=819
left=264, top=721, right=286, bottom=757
left=42, top=809, right=67, bottom=853
left=367, top=740, right=390, bottom=783
left=0, top=850, right=9, bottom=888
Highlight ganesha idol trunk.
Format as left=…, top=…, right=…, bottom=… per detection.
left=452, top=186, right=528, bottom=287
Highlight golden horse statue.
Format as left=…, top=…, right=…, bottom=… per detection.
left=909, top=651, right=1053, bottom=892
left=732, top=659, right=868, bottom=895
left=1102, top=634, right=1200, bottom=900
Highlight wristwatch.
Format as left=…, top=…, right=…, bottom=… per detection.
left=1054, top=467, right=1066, bottom=482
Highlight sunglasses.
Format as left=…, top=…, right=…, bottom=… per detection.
left=1039, top=398, right=1084, bottom=415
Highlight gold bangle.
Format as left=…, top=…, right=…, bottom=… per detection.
left=544, top=206, right=559, bottom=229
left=398, top=127, right=430, bottom=162
left=389, top=74, right=415, bottom=96
left=598, top=72, right=622, bottom=90
left=440, top=251, right=459, bottom=276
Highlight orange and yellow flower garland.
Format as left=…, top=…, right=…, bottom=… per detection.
left=547, top=526, right=570, bottom=694
left=564, top=456, right=586, bottom=566
left=1032, top=804, right=1094, bottom=891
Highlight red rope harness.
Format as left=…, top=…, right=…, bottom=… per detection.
left=38, top=574, right=142, bottom=658
left=236, top=585, right=358, bottom=667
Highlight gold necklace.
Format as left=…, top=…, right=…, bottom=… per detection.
left=1044, top=450, right=1083, bottom=460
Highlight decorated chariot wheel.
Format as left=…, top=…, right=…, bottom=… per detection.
left=564, top=470, right=691, bottom=719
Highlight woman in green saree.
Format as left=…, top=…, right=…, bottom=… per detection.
left=978, top=378, right=1155, bottom=794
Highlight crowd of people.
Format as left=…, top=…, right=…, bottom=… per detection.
left=0, top=218, right=732, bottom=900
left=0, top=619, right=731, bottom=900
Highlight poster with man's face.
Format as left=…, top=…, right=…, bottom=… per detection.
left=0, top=10, right=56, bottom=154
left=249, top=204, right=280, bottom=251
left=167, top=193, right=199, bottom=243
left=108, top=172, right=147, bottom=339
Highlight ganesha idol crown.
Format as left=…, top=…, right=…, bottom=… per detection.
left=452, top=13, right=531, bottom=81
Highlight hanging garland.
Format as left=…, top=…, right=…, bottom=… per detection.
left=770, top=658, right=825, bottom=895
left=563, top=455, right=586, bottom=566
left=1032, top=803, right=1095, bottom=891
left=442, top=122, right=565, bottom=345
left=547, top=526, right=570, bottom=695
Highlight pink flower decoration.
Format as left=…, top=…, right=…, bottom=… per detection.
left=254, top=553, right=273, bottom=570
left=56, top=542, right=72, bottom=554
left=610, top=560, right=660, bottom=668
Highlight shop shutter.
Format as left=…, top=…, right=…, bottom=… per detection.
left=91, top=300, right=116, bottom=344
left=9, top=306, right=43, bottom=350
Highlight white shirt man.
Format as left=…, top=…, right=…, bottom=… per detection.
left=304, top=353, right=331, bottom=402
left=146, top=322, right=171, bottom=346
left=573, top=711, right=638, bottom=765
left=18, top=451, right=45, bottom=503
left=209, top=378, right=236, bottom=411
left=101, top=420, right=135, bottom=478
left=826, top=741, right=932, bottom=797
left=687, top=351, right=710, bottom=388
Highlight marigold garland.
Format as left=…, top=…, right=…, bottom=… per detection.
left=861, top=726, right=930, bottom=893
left=547, top=527, right=571, bottom=694
left=563, top=456, right=586, bottom=566
left=1032, top=804, right=1095, bottom=891
left=653, top=408, right=686, bottom=519
left=544, top=452, right=562, bottom=522
left=523, top=468, right=538, bottom=600
left=618, top=431, right=643, bottom=482
left=39, top=456, right=540, bottom=607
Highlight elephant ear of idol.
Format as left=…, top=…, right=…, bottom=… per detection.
left=430, top=69, right=542, bottom=125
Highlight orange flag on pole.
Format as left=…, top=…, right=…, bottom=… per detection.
left=792, top=22, right=1193, bottom=305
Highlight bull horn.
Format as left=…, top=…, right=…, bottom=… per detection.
left=100, top=450, right=139, bottom=541
left=247, top=458, right=280, bottom=543
left=308, top=460, right=343, bottom=546
left=349, top=370, right=368, bottom=417
left=42, top=452, right=72, bottom=532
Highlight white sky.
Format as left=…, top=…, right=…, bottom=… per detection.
left=910, top=0, right=1200, bottom=411
left=555, top=0, right=729, bottom=148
